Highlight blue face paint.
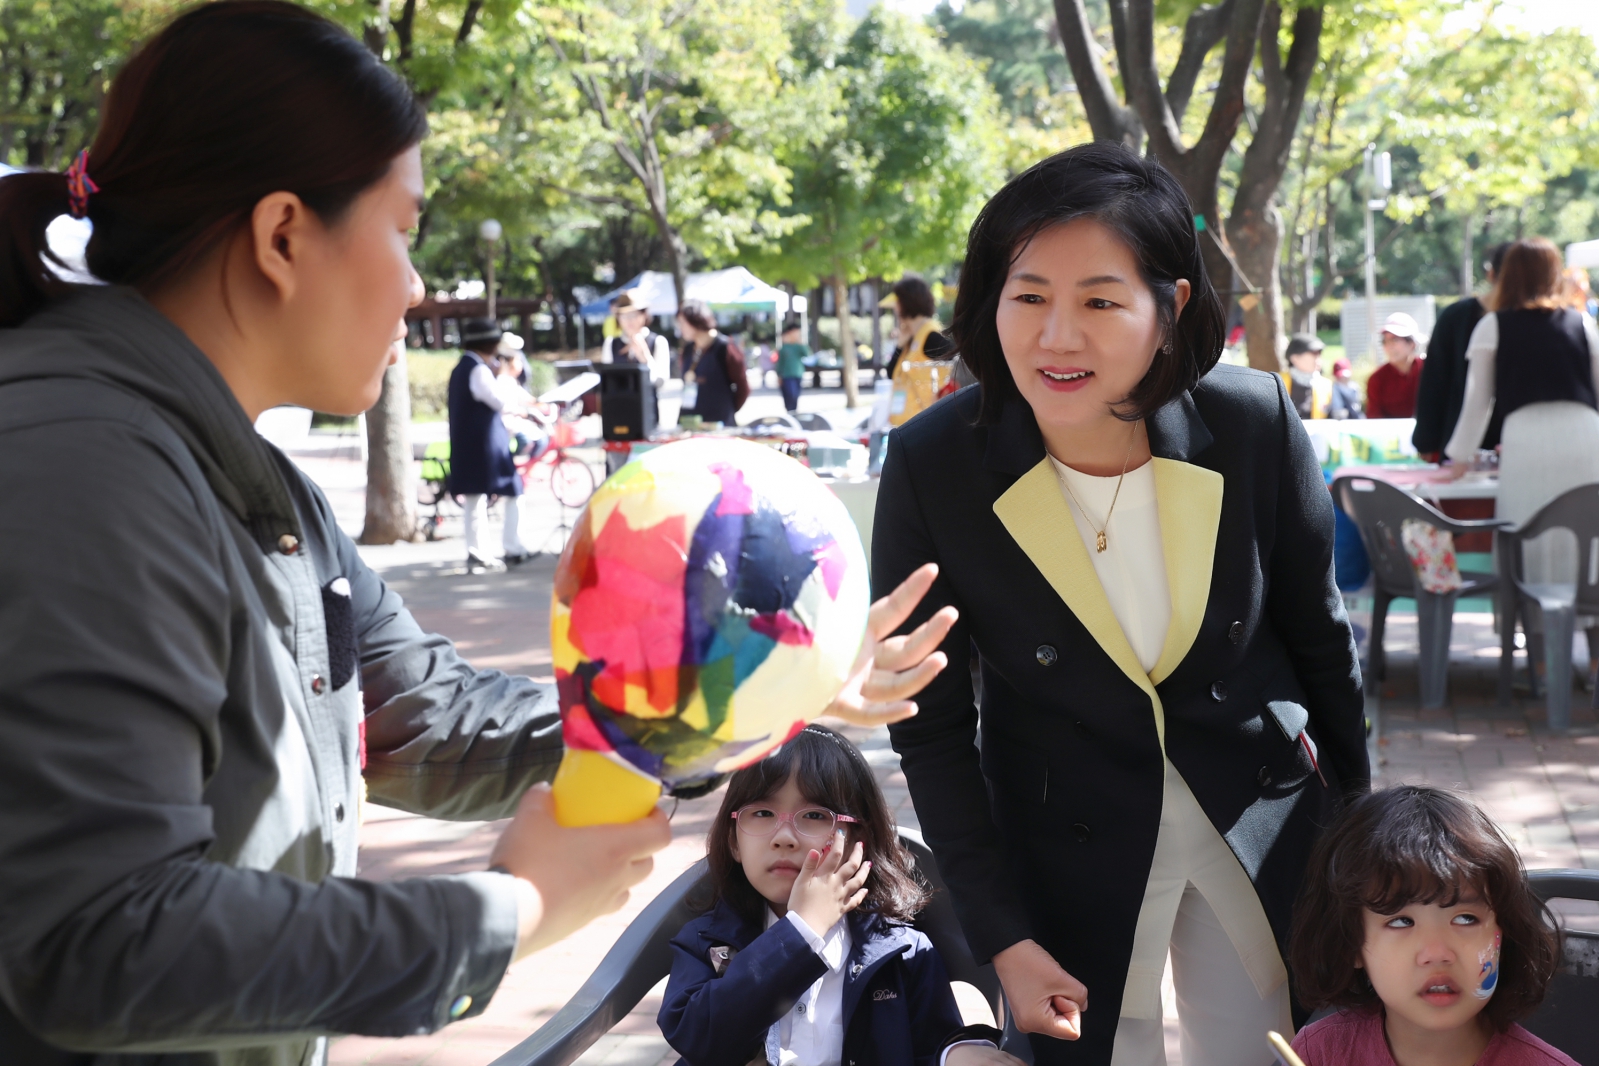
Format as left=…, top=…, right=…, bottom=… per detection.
left=1474, top=931, right=1502, bottom=1000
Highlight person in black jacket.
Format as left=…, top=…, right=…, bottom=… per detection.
left=872, top=144, right=1367, bottom=1066
left=1412, top=242, right=1508, bottom=459
left=660, top=726, right=1014, bottom=1066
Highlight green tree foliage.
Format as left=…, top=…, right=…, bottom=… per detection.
left=0, top=0, right=173, bottom=167
left=742, top=7, right=1004, bottom=405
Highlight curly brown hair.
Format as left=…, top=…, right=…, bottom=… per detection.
left=705, top=725, right=929, bottom=926
left=1289, top=786, right=1560, bottom=1032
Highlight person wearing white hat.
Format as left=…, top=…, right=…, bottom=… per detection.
left=1365, top=311, right=1425, bottom=418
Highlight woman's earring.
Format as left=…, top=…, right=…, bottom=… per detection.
left=1160, top=341, right=1173, bottom=356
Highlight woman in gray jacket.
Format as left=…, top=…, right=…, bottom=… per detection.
left=0, top=5, right=951, bottom=1064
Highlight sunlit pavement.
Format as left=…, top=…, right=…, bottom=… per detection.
left=295, top=386, right=1596, bottom=1065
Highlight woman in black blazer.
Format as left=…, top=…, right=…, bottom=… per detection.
left=873, top=145, right=1367, bottom=1066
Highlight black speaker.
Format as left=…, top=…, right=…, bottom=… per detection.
left=597, top=363, right=656, bottom=442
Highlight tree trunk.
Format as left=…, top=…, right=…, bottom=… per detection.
left=831, top=273, right=859, bottom=409
left=359, top=346, right=418, bottom=545
left=1460, top=209, right=1475, bottom=297
left=1227, top=201, right=1287, bottom=371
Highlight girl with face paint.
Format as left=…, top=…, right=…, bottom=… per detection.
left=1285, top=787, right=1572, bottom=1066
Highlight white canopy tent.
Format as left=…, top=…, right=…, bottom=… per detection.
left=579, top=266, right=790, bottom=319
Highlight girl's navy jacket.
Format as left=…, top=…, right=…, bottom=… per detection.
left=659, top=899, right=968, bottom=1066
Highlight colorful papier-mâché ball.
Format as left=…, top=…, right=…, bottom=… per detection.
left=551, top=437, right=870, bottom=798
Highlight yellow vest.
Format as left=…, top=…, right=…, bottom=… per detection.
left=1280, top=369, right=1332, bottom=419
left=889, top=320, right=949, bottom=427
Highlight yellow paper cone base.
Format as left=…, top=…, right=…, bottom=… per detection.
left=551, top=748, right=663, bottom=827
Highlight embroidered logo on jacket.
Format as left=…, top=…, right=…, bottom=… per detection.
left=708, top=944, right=737, bottom=975
left=872, top=989, right=898, bottom=1001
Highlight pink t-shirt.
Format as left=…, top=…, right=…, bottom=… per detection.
left=1292, top=1009, right=1579, bottom=1066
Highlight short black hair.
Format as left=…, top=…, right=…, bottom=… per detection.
left=781, top=317, right=802, bottom=334
left=891, top=276, right=937, bottom=320
left=1486, top=242, right=1511, bottom=278
left=1286, top=332, right=1325, bottom=357
left=950, top=143, right=1226, bottom=425
left=1289, top=786, right=1560, bottom=1032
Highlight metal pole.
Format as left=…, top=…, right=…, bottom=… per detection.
left=1364, top=146, right=1377, bottom=362
left=577, top=314, right=586, bottom=361
left=485, top=239, right=497, bottom=321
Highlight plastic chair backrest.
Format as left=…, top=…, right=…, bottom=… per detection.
left=487, top=828, right=1000, bottom=1066
left=1330, top=476, right=1449, bottom=598
left=1506, top=483, right=1599, bottom=615
left=1522, top=869, right=1599, bottom=1064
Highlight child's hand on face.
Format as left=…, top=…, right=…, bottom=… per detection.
left=945, top=1046, right=1028, bottom=1066
left=788, top=829, right=870, bottom=935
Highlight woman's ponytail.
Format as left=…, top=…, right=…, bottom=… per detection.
left=0, top=169, right=78, bottom=328
left=0, top=1, right=426, bottom=332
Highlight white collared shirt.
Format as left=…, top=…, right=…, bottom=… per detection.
left=466, top=352, right=504, bottom=412
left=766, top=910, right=851, bottom=1066
left=763, top=910, right=993, bottom=1066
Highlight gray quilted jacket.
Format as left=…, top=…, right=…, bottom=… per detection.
left=0, top=288, right=561, bottom=1065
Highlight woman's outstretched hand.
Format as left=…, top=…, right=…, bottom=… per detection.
left=822, top=562, right=958, bottom=727
left=993, top=939, right=1087, bottom=1040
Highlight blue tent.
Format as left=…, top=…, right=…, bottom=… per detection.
left=579, top=267, right=789, bottom=319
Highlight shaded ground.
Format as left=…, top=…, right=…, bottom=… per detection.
left=302, top=385, right=1596, bottom=1066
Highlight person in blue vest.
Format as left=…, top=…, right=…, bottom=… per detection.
left=448, top=318, right=529, bottom=570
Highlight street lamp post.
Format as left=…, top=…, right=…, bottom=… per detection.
left=479, top=218, right=503, bottom=321
left=1363, top=146, right=1391, bottom=360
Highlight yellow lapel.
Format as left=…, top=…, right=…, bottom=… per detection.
left=1149, top=458, right=1224, bottom=685
left=992, top=459, right=1157, bottom=705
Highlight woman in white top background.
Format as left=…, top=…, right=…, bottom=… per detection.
left=1445, top=237, right=1599, bottom=531
left=871, top=144, right=1366, bottom=1066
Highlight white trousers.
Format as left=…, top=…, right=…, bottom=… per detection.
left=1109, top=764, right=1293, bottom=1066
left=462, top=493, right=525, bottom=557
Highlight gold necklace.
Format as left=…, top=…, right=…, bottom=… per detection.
left=1054, top=423, right=1140, bottom=553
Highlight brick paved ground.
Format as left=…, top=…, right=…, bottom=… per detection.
left=295, top=397, right=1596, bottom=1066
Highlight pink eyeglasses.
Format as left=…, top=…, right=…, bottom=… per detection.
left=731, top=804, right=858, bottom=842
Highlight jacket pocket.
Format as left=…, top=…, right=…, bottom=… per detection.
left=1260, top=671, right=1323, bottom=788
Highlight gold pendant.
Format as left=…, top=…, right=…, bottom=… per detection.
left=1096, top=531, right=1108, bottom=553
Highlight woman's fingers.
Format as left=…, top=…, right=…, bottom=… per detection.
left=860, top=651, right=949, bottom=705
left=872, top=605, right=958, bottom=674
left=836, top=841, right=865, bottom=881
left=1042, top=995, right=1082, bottom=1039
left=843, top=886, right=868, bottom=913
left=866, top=563, right=940, bottom=641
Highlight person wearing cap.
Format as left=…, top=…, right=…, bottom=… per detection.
left=1280, top=332, right=1333, bottom=419
left=492, top=334, right=554, bottom=460
left=1330, top=356, right=1364, bottom=420
left=1413, top=243, right=1509, bottom=460
left=448, top=317, right=530, bottom=570
left=605, top=291, right=669, bottom=424
left=1364, top=312, right=1425, bottom=418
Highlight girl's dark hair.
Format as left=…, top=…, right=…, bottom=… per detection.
left=706, top=725, right=928, bottom=925
left=951, top=142, right=1226, bottom=425
left=891, top=276, right=937, bottom=320
left=0, top=0, right=427, bottom=328
left=1289, top=786, right=1560, bottom=1032
left=1486, top=238, right=1565, bottom=313
left=678, top=299, right=716, bottom=333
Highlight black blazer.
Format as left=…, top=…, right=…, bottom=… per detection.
left=874, top=365, right=1368, bottom=1063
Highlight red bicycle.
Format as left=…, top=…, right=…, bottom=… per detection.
left=515, top=415, right=596, bottom=509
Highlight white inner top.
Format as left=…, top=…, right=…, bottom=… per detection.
left=1444, top=311, right=1599, bottom=463
left=1049, top=456, right=1172, bottom=673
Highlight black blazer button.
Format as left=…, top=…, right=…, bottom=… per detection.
left=1257, top=766, right=1272, bottom=788
left=1228, top=621, right=1244, bottom=644
left=1072, top=822, right=1091, bottom=842
left=1210, top=681, right=1227, bottom=701
left=1036, top=644, right=1059, bottom=666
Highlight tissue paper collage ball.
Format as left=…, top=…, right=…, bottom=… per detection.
left=551, top=437, right=870, bottom=793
